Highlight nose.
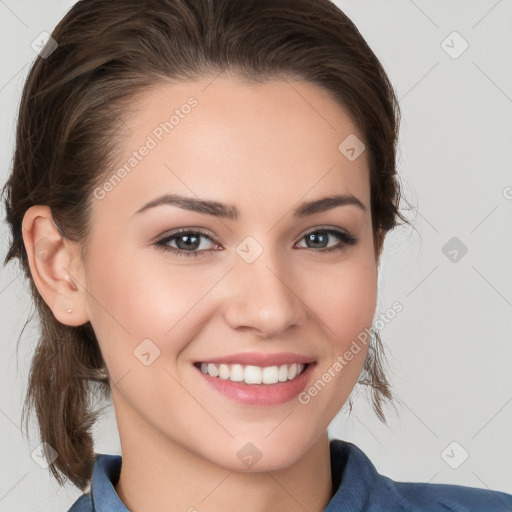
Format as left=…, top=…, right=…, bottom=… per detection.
left=222, top=245, right=307, bottom=338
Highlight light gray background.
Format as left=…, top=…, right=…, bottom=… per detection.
left=1, top=1, right=511, bottom=510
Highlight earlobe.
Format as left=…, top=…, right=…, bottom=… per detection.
left=21, top=205, right=90, bottom=326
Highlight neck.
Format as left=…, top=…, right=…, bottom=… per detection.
left=114, top=414, right=333, bottom=512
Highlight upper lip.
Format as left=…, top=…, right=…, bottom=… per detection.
left=196, top=352, right=316, bottom=367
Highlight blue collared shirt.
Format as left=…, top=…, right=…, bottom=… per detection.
left=67, top=439, right=512, bottom=511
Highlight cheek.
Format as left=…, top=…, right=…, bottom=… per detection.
left=298, top=250, right=377, bottom=398
left=300, top=251, right=378, bottom=343
left=84, top=249, right=222, bottom=375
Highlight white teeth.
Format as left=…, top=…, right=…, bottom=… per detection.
left=218, top=364, right=230, bottom=380
left=245, top=365, right=262, bottom=384
left=230, top=364, right=245, bottom=381
left=262, top=366, right=279, bottom=384
left=207, top=363, right=219, bottom=377
left=199, top=362, right=306, bottom=384
left=278, top=364, right=289, bottom=382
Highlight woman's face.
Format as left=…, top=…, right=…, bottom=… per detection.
left=76, top=76, right=380, bottom=471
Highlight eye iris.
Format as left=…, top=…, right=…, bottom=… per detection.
left=176, top=233, right=200, bottom=250
left=306, top=231, right=328, bottom=249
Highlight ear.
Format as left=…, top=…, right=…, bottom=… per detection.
left=21, top=205, right=90, bottom=326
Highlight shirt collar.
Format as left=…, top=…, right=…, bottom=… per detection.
left=91, top=451, right=127, bottom=512
left=88, top=439, right=399, bottom=511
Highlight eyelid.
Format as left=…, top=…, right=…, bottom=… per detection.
left=155, top=226, right=216, bottom=239
left=298, top=224, right=352, bottom=239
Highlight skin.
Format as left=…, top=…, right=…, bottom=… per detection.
left=22, top=75, right=384, bottom=512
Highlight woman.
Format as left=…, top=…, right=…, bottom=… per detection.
left=2, top=0, right=511, bottom=510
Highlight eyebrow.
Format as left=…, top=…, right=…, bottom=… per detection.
left=132, top=193, right=366, bottom=220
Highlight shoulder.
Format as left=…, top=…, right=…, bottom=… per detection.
left=66, top=493, right=92, bottom=512
left=391, top=479, right=512, bottom=511
left=328, top=439, right=512, bottom=512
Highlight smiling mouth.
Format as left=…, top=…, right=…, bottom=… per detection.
left=193, top=362, right=310, bottom=385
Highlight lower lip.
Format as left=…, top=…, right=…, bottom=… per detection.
left=195, top=363, right=316, bottom=406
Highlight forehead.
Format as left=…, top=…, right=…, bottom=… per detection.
left=91, top=75, right=370, bottom=223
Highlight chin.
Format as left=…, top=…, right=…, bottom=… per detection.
left=201, top=433, right=315, bottom=473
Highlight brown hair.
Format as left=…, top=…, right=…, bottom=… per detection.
left=2, top=0, right=410, bottom=492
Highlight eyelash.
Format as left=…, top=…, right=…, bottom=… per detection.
left=154, top=227, right=358, bottom=258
